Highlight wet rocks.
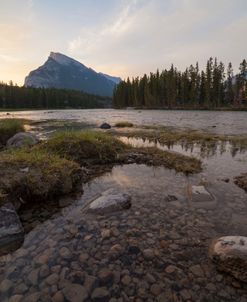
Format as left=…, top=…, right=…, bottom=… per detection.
left=209, top=236, right=247, bottom=282
left=234, top=173, right=247, bottom=192
left=63, top=284, right=88, bottom=302
left=0, top=202, right=24, bottom=256
left=7, top=132, right=39, bottom=148
left=87, top=192, right=131, bottom=214
left=99, top=123, right=111, bottom=129
left=188, top=185, right=214, bottom=202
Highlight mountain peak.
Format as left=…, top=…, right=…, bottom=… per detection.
left=49, top=52, right=84, bottom=68
left=25, top=52, right=121, bottom=96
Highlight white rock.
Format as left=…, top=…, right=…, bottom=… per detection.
left=88, top=192, right=131, bottom=214
left=209, top=236, right=247, bottom=282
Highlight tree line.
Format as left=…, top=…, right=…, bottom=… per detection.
left=113, top=58, right=247, bottom=109
left=0, top=82, right=111, bottom=109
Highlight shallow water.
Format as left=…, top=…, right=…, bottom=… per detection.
left=1, top=109, right=247, bottom=135
left=1, top=109, right=247, bottom=300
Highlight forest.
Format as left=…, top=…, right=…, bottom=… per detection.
left=0, top=82, right=111, bottom=109
left=113, top=58, right=247, bottom=109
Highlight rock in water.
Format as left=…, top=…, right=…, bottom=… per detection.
left=87, top=192, right=131, bottom=214
left=7, top=132, right=39, bottom=148
left=209, top=236, right=247, bottom=282
left=100, top=123, right=111, bottom=129
left=0, top=203, right=24, bottom=256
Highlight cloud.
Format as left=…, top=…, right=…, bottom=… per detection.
left=67, top=0, right=247, bottom=78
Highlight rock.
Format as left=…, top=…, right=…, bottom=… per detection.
left=127, top=245, right=140, bottom=255
left=0, top=203, right=24, bottom=256
left=121, top=275, right=131, bottom=286
left=45, top=273, right=59, bottom=285
left=91, top=287, right=110, bottom=301
left=88, top=192, right=131, bottom=214
left=52, top=291, right=64, bottom=302
left=59, top=247, right=72, bottom=259
left=99, top=123, right=111, bottom=129
left=150, top=284, right=162, bottom=296
left=101, top=229, right=111, bottom=239
left=165, top=265, right=177, bottom=274
left=27, top=268, right=40, bottom=286
left=7, top=132, right=39, bottom=148
left=143, top=248, right=155, bottom=260
left=180, top=289, right=191, bottom=300
left=209, top=236, right=247, bottom=282
left=63, top=284, right=88, bottom=302
left=9, top=295, right=23, bottom=302
left=188, top=185, right=214, bottom=203
left=0, top=279, right=13, bottom=293
left=189, top=265, right=204, bottom=277
left=98, top=268, right=114, bottom=285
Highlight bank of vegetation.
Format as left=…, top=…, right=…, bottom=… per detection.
left=0, top=82, right=111, bottom=109
left=113, top=58, right=247, bottom=109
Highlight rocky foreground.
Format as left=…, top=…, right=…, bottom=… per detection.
left=1, top=169, right=247, bottom=302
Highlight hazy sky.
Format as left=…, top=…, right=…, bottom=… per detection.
left=1, top=0, right=247, bottom=85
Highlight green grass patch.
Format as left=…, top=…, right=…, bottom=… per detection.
left=115, top=121, right=134, bottom=128
left=39, top=130, right=128, bottom=165
left=131, top=147, right=202, bottom=174
left=0, top=148, right=83, bottom=202
left=0, top=119, right=24, bottom=146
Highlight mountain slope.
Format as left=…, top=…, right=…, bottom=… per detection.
left=24, top=52, right=120, bottom=97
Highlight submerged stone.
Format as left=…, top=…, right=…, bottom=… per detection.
left=0, top=203, right=24, bottom=256
left=87, top=191, right=131, bottom=214
left=209, top=236, right=247, bottom=282
left=7, top=132, right=39, bottom=148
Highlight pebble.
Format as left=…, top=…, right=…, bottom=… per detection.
left=52, top=291, right=64, bottom=302
left=121, top=275, right=131, bottom=286
left=150, top=284, right=162, bottom=295
left=63, top=284, right=88, bottom=302
left=59, top=247, right=72, bottom=259
left=91, top=287, right=110, bottom=301
left=9, top=295, right=23, bottom=302
left=45, top=273, right=59, bottom=285
left=0, top=279, right=13, bottom=292
left=101, top=229, right=111, bottom=239
left=143, top=248, right=155, bottom=260
left=165, top=265, right=177, bottom=274
left=189, top=265, right=204, bottom=277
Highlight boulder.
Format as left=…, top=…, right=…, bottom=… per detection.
left=209, top=236, right=247, bottom=282
left=7, top=132, right=39, bottom=148
left=99, top=123, right=111, bottom=129
left=0, top=203, right=24, bottom=256
left=87, top=191, right=131, bottom=214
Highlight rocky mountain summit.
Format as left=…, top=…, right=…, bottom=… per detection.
left=25, top=52, right=121, bottom=96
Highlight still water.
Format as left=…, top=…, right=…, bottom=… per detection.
left=1, top=109, right=247, bottom=135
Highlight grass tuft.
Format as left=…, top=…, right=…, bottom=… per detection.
left=115, top=121, right=134, bottom=128
left=39, top=130, right=127, bottom=165
left=0, top=119, right=24, bottom=146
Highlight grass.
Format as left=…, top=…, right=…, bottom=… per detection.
left=0, top=148, right=83, bottom=202
left=129, top=147, right=202, bottom=174
left=115, top=121, right=134, bottom=128
left=117, top=126, right=247, bottom=150
left=38, top=130, right=128, bottom=165
left=0, top=119, right=24, bottom=146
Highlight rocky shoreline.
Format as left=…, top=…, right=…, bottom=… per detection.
left=0, top=119, right=247, bottom=301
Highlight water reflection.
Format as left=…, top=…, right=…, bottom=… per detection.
left=119, top=136, right=247, bottom=159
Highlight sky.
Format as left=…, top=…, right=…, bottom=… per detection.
left=0, top=0, right=247, bottom=85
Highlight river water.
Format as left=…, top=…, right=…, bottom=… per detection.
left=0, top=109, right=247, bottom=301
left=1, top=109, right=247, bottom=135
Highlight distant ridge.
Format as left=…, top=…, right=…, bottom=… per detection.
left=25, top=52, right=121, bottom=97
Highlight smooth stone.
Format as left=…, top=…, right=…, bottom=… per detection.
left=52, top=291, right=64, bottom=302
left=45, top=273, right=59, bottom=285
left=7, top=132, right=39, bottom=148
left=91, top=287, right=110, bottom=301
left=188, top=185, right=214, bottom=202
left=98, top=268, right=114, bottom=285
left=9, top=295, right=23, bottom=302
left=101, top=229, right=111, bottom=239
left=150, top=284, right=162, bottom=295
left=189, top=265, right=204, bottom=277
left=165, top=265, right=177, bottom=274
left=0, top=203, right=24, bottom=256
left=121, top=275, right=131, bottom=286
left=63, top=284, right=88, bottom=302
left=88, top=192, right=131, bottom=214
left=143, top=248, right=155, bottom=260
left=27, top=268, right=40, bottom=285
left=59, top=247, right=72, bottom=259
left=0, top=279, right=13, bottom=292
left=209, top=236, right=247, bottom=282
